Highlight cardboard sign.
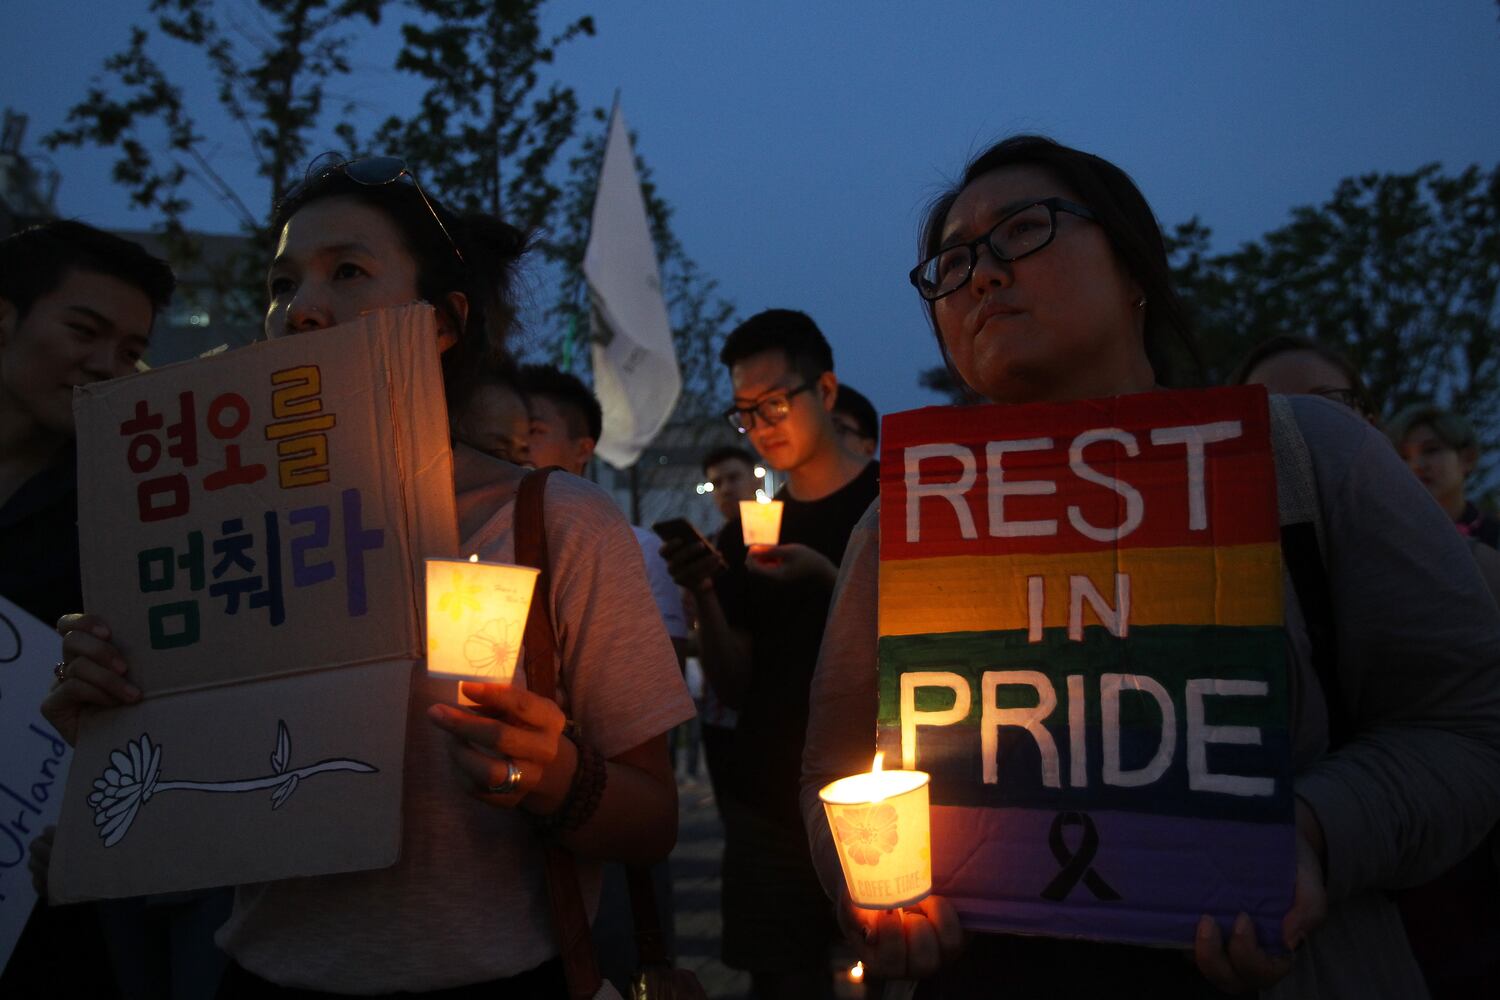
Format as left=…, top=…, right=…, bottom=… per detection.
left=877, top=386, right=1293, bottom=948
left=0, top=598, right=69, bottom=974
left=49, top=305, right=459, bottom=903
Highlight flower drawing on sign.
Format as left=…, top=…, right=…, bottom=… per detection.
left=87, top=721, right=378, bottom=848
left=88, top=735, right=163, bottom=847
left=834, top=803, right=901, bottom=866
left=465, top=618, right=520, bottom=672
left=437, top=572, right=484, bottom=622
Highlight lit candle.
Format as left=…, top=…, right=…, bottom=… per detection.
left=820, top=753, right=932, bottom=909
left=739, top=497, right=784, bottom=547
left=424, top=554, right=539, bottom=684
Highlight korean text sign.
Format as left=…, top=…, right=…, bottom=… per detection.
left=50, top=306, right=458, bottom=902
left=877, top=386, right=1293, bottom=947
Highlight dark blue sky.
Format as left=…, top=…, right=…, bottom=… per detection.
left=4, top=1, right=1498, bottom=418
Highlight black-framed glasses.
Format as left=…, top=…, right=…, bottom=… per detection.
left=909, top=197, right=1097, bottom=301
left=1307, top=385, right=1375, bottom=417
left=724, top=383, right=812, bottom=433
left=288, top=155, right=466, bottom=268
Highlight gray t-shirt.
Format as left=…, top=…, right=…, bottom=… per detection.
left=217, top=463, right=696, bottom=992
left=801, top=395, right=1500, bottom=999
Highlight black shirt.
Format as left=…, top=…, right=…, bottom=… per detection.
left=713, top=460, right=879, bottom=826
left=0, top=442, right=82, bottom=626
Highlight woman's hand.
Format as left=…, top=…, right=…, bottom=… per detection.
left=1193, top=801, right=1328, bottom=993
left=745, top=543, right=838, bottom=586
left=837, top=891, right=964, bottom=981
left=43, top=613, right=140, bottom=746
left=426, top=682, right=576, bottom=814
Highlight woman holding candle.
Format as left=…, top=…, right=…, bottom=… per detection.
left=45, top=156, right=695, bottom=997
left=800, top=135, right=1500, bottom=998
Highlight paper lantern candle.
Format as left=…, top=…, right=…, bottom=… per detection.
left=739, top=497, right=784, bottom=547
left=819, top=753, right=932, bottom=909
left=425, top=555, right=539, bottom=683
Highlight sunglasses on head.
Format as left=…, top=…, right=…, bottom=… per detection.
left=288, top=155, right=466, bottom=268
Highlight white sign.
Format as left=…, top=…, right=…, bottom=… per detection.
left=0, top=596, right=68, bottom=975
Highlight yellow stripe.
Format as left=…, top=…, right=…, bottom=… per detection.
left=878, top=543, right=1283, bottom=636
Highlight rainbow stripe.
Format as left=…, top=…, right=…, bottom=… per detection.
left=875, top=386, right=1294, bottom=948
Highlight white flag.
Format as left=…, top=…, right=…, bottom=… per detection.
left=584, top=104, right=681, bottom=468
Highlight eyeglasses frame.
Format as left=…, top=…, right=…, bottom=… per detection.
left=909, top=197, right=1097, bottom=301
left=723, top=382, right=813, bottom=434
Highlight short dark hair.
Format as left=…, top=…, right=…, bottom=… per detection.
left=0, top=220, right=175, bottom=322
left=1386, top=403, right=1478, bottom=455
left=702, top=444, right=756, bottom=477
left=516, top=363, right=602, bottom=441
left=918, top=135, right=1200, bottom=389
left=832, top=383, right=878, bottom=440
left=719, top=309, right=835, bottom=383
left=272, top=156, right=532, bottom=416
left=1230, top=334, right=1377, bottom=417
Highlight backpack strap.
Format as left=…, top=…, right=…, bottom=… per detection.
left=1269, top=394, right=1351, bottom=749
left=513, top=468, right=602, bottom=1000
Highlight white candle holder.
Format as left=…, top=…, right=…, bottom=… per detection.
left=820, top=754, right=933, bottom=909
left=424, top=555, right=539, bottom=684
left=739, top=498, right=784, bottom=547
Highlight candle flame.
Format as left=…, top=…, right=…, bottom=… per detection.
left=848, top=961, right=864, bottom=983
left=872, top=751, right=884, bottom=773
left=468, top=554, right=479, bottom=563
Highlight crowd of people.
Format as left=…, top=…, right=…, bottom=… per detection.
left=2, top=134, right=1498, bottom=1000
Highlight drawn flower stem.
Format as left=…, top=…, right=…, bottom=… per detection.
left=88, top=725, right=379, bottom=848
left=155, top=758, right=376, bottom=794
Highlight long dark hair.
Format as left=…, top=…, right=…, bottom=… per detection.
left=918, top=135, right=1201, bottom=391
left=271, top=158, right=533, bottom=415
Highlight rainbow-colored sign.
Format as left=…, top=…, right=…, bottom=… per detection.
left=877, top=386, right=1293, bottom=947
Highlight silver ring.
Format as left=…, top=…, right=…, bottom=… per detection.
left=53, top=661, right=67, bottom=683
left=487, top=758, right=522, bottom=795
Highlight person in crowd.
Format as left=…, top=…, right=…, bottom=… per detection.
left=44, top=156, right=694, bottom=997
left=451, top=358, right=531, bottom=465
left=516, top=360, right=688, bottom=994
left=517, top=362, right=599, bottom=477
left=702, top=443, right=760, bottom=522
left=691, top=445, right=760, bottom=810
left=800, top=135, right=1500, bottom=999
left=830, top=382, right=879, bottom=458
left=1231, top=334, right=1378, bottom=423
left=1387, top=403, right=1499, bottom=549
left=664, top=309, right=875, bottom=1000
left=1, top=220, right=176, bottom=998
left=1234, top=340, right=1500, bottom=601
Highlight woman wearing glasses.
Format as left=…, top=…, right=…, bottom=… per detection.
left=800, top=135, right=1500, bottom=998
left=46, top=158, right=695, bottom=997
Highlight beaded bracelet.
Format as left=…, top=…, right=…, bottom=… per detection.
left=536, top=739, right=607, bottom=836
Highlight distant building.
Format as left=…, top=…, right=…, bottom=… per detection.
left=112, top=228, right=261, bottom=365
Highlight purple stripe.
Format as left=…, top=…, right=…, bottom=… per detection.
left=931, top=805, right=1295, bottom=950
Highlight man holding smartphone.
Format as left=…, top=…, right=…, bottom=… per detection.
left=663, top=309, right=876, bottom=1000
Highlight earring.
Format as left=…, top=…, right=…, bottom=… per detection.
left=1134, top=295, right=1147, bottom=309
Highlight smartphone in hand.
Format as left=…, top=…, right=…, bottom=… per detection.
left=651, top=518, right=711, bottom=550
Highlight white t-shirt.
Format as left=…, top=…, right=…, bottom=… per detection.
left=217, top=468, right=695, bottom=992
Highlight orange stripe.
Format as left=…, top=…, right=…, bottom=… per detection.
left=878, top=543, right=1283, bottom=636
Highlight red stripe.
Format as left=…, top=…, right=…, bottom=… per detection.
left=879, top=386, right=1277, bottom=560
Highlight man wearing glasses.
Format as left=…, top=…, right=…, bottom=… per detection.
left=663, top=309, right=875, bottom=1000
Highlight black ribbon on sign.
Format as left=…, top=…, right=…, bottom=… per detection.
left=1040, top=810, right=1121, bottom=902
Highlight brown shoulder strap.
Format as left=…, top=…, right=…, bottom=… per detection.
left=513, top=467, right=600, bottom=1000
left=515, top=467, right=559, bottom=699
